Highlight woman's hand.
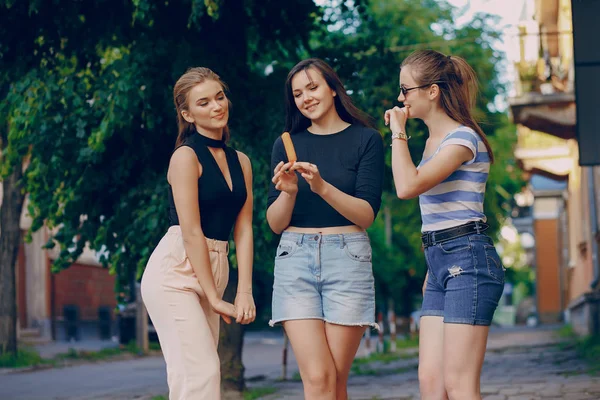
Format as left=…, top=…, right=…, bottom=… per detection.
left=384, top=106, right=409, bottom=135
left=234, top=292, right=256, bottom=325
left=210, top=298, right=237, bottom=324
left=290, top=162, right=327, bottom=195
left=272, top=161, right=298, bottom=195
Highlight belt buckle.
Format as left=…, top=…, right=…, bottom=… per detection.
left=422, top=233, right=431, bottom=248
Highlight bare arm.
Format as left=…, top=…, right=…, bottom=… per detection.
left=390, top=140, right=472, bottom=199
left=385, top=106, right=472, bottom=199
left=289, top=132, right=383, bottom=230
left=168, top=147, right=236, bottom=322
left=320, top=184, right=375, bottom=229
left=266, top=161, right=298, bottom=234
left=291, top=167, right=375, bottom=229
left=232, top=151, right=255, bottom=324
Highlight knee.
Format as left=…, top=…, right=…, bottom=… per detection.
left=334, top=368, right=350, bottom=397
left=303, top=366, right=336, bottom=395
left=335, top=369, right=349, bottom=387
left=419, top=366, right=444, bottom=398
left=444, top=373, right=473, bottom=400
left=187, top=354, right=220, bottom=390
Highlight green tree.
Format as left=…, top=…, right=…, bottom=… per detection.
left=0, top=0, right=319, bottom=390
left=311, top=0, right=522, bottom=316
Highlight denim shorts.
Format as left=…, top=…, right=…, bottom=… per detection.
left=269, top=231, right=378, bottom=330
left=421, top=233, right=505, bottom=326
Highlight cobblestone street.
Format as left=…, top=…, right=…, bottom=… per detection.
left=250, top=327, right=600, bottom=400
left=1, top=326, right=599, bottom=399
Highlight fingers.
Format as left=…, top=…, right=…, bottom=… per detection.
left=273, top=161, right=284, bottom=174
left=274, top=161, right=293, bottom=174
left=292, top=162, right=317, bottom=182
left=384, top=109, right=391, bottom=126
left=247, top=310, right=256, bottom=324
left=225, top=303, right=237, bottom=324
left=236, top=306, right=244, bottom=324
left=291, top=162, right=317, bottom=174
left=236, top=307, right=256, bottom=325
left=240, top=310, right=255, bottom=324
left=300, top=172, right=313, bottom=180
left=401, top=106, right=409, bottom=118
left=272, top=162, right=295, bottom=184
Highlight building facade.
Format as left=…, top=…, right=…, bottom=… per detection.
left=510, top=0, right=600, bottom=334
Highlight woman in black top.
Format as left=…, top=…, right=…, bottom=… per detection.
left=267, top=58, right=384, bottom=399
left=141, top=67, right=255, bottom=400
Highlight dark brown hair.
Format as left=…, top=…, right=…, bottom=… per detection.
left=401, top=50, right=494, bottom=162
left=173, top=67, right=230, bottom=148
left=284, top=58, right=374, bottom=134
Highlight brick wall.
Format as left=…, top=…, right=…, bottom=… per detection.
left=53, top=263, right=117, bottom=320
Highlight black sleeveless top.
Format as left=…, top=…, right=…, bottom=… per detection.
left=168, top=132, right=247, bottom=241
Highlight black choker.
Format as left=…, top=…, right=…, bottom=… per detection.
left=193, top=132, right=225, bottom=148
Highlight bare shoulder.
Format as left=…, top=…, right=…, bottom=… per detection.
left=236, top=150, right=252, bottom=171
left=168, top=146, right=201, bottom=183
left=171, top=146, right=198, bottom=165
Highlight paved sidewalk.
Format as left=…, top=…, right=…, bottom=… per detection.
left=1, top=326, right=598, bottom=399
left=250, top=326, right=600, bottom=400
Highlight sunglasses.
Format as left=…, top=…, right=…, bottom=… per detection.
left=400, top=81, right=445, bottom=96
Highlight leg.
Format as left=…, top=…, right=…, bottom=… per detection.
left=324, top=323, right=366, bottom=400
left=318, top=233, right=374, bottom=399
left=419, top=316, right=448, bottom=400
left=439, top=235, right=503, bottom=399
left=443, top=324, right=489, bottom=400
left=144, top=281, right=221, bottom=400
left=419, top=263, right=448, bottom=400
left=283, top=320, right=337, bottom=400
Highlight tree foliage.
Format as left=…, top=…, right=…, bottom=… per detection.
left=0, top=0, right=522, bottom=365
left=309, top=0, right=523, bottom=315
left=0, top=0, right=319, bottom=300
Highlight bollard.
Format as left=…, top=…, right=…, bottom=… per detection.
left=364, top=327, right=372, bottom=356
left=136, top=285, right=149, bottom=354
left=377, top=311, right=384, bottom=353
left=388, top=308, right=397, bottom=352
left=282, top=331, right=289, bottom=380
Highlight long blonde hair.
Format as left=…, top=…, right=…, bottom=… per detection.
left=172, top=67, right=230, bottom=148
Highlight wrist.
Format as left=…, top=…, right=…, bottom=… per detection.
left=392, top=126, right=406, bottom=135
left=391, top=130, right=410, bottom=145
left=315, top=181, right=330, bottom=197
left=283, top=187, right=298, bottom=197
left=237, top=284, right=252, bottom=294
left=207, top=293, right=220, bottom=305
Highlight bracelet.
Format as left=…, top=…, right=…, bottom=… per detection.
left=237, top=290, right=252, bottom=294
left=390, top=131, right=410, bottom=146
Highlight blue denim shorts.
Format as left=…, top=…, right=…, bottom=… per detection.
left=269, top=231, right=378, bottom=330
left=421, top=233, right=505, bottom=326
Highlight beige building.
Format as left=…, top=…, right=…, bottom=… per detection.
left=510, top=0, right=600, bottom=334
left=0, top=186, right=117, bottom=342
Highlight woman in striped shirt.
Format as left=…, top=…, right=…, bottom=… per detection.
left=384, top=49, right=504, bottom=400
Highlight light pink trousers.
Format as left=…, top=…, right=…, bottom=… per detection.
left=141, top=226, right=229, bottom=400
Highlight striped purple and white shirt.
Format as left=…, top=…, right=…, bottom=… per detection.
left=418, top=126, right=490, bottom=233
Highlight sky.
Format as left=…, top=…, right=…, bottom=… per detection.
left=445, top=0, right=535, bottom=100
left=314, top=0, right=536, bottom=108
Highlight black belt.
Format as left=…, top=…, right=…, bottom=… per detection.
left=421, top=221, right=489, bottom=248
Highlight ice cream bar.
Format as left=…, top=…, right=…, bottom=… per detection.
left=281, top=131, right=297, bottom=162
